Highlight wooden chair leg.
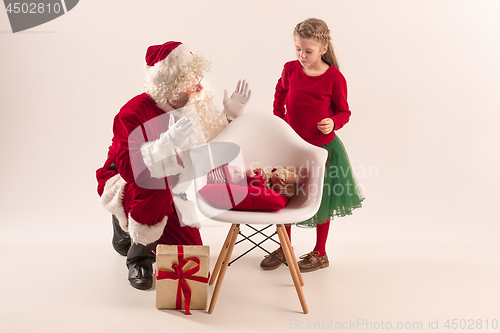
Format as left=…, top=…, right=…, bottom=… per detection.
left=208, top=224, right=240, bottom=314
left=282, top=225, right=304, bottom=287
left=209, top=224, right=237, bottom=285
left=277, top=224, right=309, bottom=314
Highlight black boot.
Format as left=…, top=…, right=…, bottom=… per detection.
left=112, top=215, right=131, bottom=256
left=126, top=242, right=157, bottom=290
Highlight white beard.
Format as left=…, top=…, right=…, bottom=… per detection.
left=167, top=90, right=228, bottom=228
left=168, top=89, right=228, bottom=148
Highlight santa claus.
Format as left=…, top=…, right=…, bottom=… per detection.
left=96, top=41, right=251, bottom=290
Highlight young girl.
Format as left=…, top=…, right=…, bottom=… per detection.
left=260, top=18, right=364, bottom=272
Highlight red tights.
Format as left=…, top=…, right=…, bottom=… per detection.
left=283, top=219, right=330, bottom=256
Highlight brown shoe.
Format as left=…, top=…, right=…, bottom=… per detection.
left=297, top=251, right=329, bottom=272
left=260, top=248, right=287, bottom=270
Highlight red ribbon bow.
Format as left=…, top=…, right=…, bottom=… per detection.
left=156, top=245, right=209, bottom=315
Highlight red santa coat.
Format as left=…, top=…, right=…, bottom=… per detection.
left=96, top=93, right=202, bottom=246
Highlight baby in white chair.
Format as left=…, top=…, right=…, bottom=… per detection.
left=207, top=163, right=308, bottom=199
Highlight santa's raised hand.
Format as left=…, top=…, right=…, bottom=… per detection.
left=167, top=115, right=195, bottom=148
left=223, top=79, right=252, bottom=120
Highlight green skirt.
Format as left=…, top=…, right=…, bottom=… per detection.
left=298, top=135, right=364, bottom=227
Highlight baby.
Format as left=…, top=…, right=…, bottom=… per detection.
left=207, top=163, right=308, bottom=199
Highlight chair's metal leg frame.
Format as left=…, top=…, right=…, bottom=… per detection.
left=229, top=227, right=284, bottom=266
left=234, top=225, right=280, bottom=249
left=211, top=224, right=287, bottom=285
left=241, top=224, right=281, bottom=247
left=236, top=224, right=276, bottom=242
left=208, top=223, right=308, bottom=314
left=244, top=224, right=287, bottom=264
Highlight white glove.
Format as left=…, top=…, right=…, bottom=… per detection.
left=223, top=79, right=251, bottom=120
left=167, top=114, right=195, bottom=148
left=140, top=115, right=194, bottom=178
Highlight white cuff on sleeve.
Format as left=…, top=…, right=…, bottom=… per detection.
left=140, top=135, right=184, bottom=178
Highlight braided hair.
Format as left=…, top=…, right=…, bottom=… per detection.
left=294, top=18, right=339, bottom=70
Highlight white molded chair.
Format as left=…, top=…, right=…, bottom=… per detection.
left=190, top=112, right=328, bottom=314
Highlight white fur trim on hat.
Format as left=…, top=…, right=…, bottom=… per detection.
left=99, top=173, right=128, bottom=232
left=128, top=215, right=168, bottom=246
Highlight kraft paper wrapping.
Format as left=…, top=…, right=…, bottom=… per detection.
left=156, top=244, right=210, bottom=310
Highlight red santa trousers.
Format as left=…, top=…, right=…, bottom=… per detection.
left=97, top=167, right=202, bottom=247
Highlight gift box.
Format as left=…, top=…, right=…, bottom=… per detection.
left=156, top=244, right=210, bottom=314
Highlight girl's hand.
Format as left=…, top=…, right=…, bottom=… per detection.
left=317, top=118, right=334, bottom=134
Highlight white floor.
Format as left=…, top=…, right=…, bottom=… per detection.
left=1, top=206, right=499, bottom=333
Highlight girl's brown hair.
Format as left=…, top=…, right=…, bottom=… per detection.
left=294, top=18, right=339, bottom=70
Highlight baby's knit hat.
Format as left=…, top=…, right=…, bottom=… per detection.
left=207, top=163, right=231, bottom=184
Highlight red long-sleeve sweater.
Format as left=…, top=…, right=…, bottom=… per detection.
left=273, top=60, right=351, bottom=146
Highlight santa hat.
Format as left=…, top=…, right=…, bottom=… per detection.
left=143, top=41, right=211, bottom=110
left=145, top=41, right=193, bottom=85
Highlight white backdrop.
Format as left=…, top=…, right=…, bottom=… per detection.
left=1, top=0, right=499, bottom=332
